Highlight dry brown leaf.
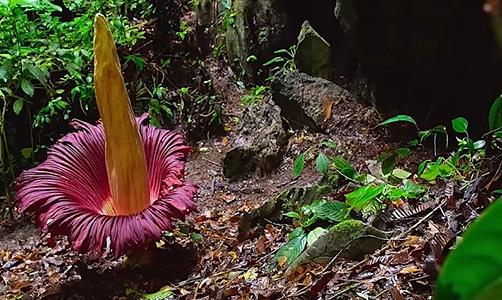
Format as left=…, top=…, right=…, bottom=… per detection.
left=399, top=265, right=421, bottom=274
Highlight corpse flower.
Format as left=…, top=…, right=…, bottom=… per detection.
left=15, top=14, right=197, bottom=256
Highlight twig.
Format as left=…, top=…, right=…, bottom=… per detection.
left=326, top=282, right=363, bottom=299
left=202, top=157, right=221, bottom=168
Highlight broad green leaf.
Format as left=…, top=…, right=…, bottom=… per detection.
left=13, top=99, right=23, bottom=115
left=392, top=168, right=411, bottom=179
left=333, top=156, right=356, bottom=179
left=26, top=65, right=47, bottom=86
left=273, top=228, right=306, bottom=267
left=21, top=79, right=34, bottom=97
left=387, top=187, right=406, bottom=201
left=346, top=185, right=384, bottom=211
left=0, top=66, right=7, bottom=81
left=488, top=96, right=502, bottom=131
left=377, top=114, right=417, bottom=128
left=307, top=227, right=327, bottom=247
left=8, top=0, right=39, bottom=7
left=402, top=181, right=426, bottom=198
left=379, top=151, right=397, bottom=175
left=379, top=148, right=411, bottom=175
left=435, top=198, right=502, bottom=300
left=473, top=140, right=486, bottom=150
left=315, top=152, right=329, bottom=174
left=292, top=153, right=305, bottom=178
left=420, top=161, right=441, bottom=181
left=316, top=201, right=349, bottom=222
left=452, top=117, right=468, bottom=134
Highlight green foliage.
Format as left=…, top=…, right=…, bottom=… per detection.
left=345, top=185, right=385, bottom=212
left=284, top=199, right=349, bottom=228
left=241, top=85, right=267, bottom=106
left=332, top=156, right=357, bottom=180
left=488, top=95, right=502, bottom=131
left=213, top=1, right=235, bottom=59
left=435, top=198, right=502, bottom=300
left=263, top=45, right=297, bottom=81
left=0, top=0, right=153, bottom=214
left=451, top=117, right=468, bottom=134
left=379, top=147, right=411, bottom=175
left=315, top=152, right=329, bottom=174
left=272, top=228, right=307, bottom=268
left=177, top=20, right=190, bottom=41
left=377, top=114, right=418, bottom=128
left=292, top=153, right=305, bottom=179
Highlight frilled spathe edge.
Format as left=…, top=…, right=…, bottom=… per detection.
left=16, top=113, right=197, bottom=256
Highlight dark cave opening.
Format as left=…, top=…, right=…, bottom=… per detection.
left=281, top=0, right=502, bottom=136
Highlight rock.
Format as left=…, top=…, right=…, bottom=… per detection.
left=334, top=0, right=357, bottom=35
left=294, top=21, right=331, bottom=79
left=225, top=0, right=287, bottom=81
left=271, top=71, right=355, bottom=130
left=286, top=220, right=389, bottom=275
left=223, top=97, right=287, bottom=180
left=239, top=185, right=331, bottom=231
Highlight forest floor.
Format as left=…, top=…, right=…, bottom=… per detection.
left=1, top=62, right=501, bottom=300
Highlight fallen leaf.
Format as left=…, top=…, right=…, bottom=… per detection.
left=243, top=267, right=258, bottom=281
left=277, top=256, right=288, bottom=267
left=399, top=265, right=421, bottom=274
left=323, top=99, right=334, bottom=121
left=256, top=237, right=266, bottom=254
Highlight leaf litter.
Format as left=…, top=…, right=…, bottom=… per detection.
left=1, top=97, right=501, bottom=299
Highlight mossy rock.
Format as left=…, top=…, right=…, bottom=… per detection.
left=286, top=220, right=389, bottom=274
left=295, top=21, right=331, bottom=79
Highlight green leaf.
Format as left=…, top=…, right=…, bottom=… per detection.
left=346, top=185, right=385, bottom=211
left=190, top=233, right=203, bottom=243
left=21, top=79, right=34, bottom=97
left=315, top=152, right=329, bottom=174
left=141, top=286, right=174, bottom=300
left=20, top=147, right=32, bottom=160
left=320, top=139, right=337, bottom=149
left=420, top=161, right=441, bottom=181
left=435, top=198, right=502, bottom=300
left=452, top=117, right=468, bottom=134
left=27, top=65, right=47, bottom=87
left=0, top=66, right=7, bottom=81
left=473, top=140, right=486, bottom=150
left=283, top=211, right=300, bottom=219
left=488, top=96, right=502, bottom=131
left=402, top=181, right=426, bottom=199
left=273, top=228, right=307, bottom=267
left=387, top=187, right=406, bottom=201
left=316, top=201, right=349, bottom=222
left=377, top=114, right=417, bottom=128
left=392, top=168, right=411, bottom=179
left=292, top=153, right=305, bottom=178
left=307, top=227, right=327, bottom=247
left=13, top=99, right=23, bottom=115
left=333, top=156, right=356, bottom=179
